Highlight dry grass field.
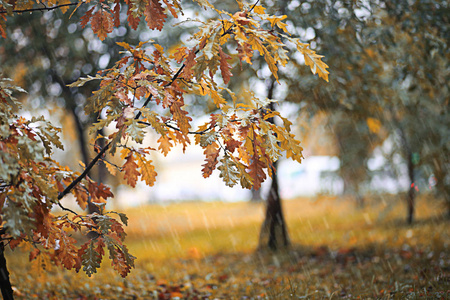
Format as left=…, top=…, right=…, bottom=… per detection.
left=6, top=195, right=450, bottom=299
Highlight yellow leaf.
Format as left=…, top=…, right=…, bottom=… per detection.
left=300, top=45, right=330, bottom=82
left=210, top=89, right=227, bottom=107
left=158, top=135, right=173, bottom=156
left=276, top=21, right=289, bottom=34
left=104, top=160, right=117, bottom=176
left=135, top=153, right=157, bottom=186
left=367, top=118, right=381, bottom=134
left=58, top=0, right=72, bottom=14
left=120, top=148, right=131, bottom=160
left=267, top=15, right=287, bottom=28
left=252, top=5, right=266, bottom=14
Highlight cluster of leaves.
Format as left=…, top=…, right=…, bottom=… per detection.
left=0, top=78, right=134, bottom=277
left=1, top=0, right=328, bottom=278
left=69, top=1, right=328, bottom=192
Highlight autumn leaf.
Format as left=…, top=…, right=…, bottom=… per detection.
left=170, top=101, right=192, bottom=135
left=91, top=10, right=114, bottom=41
left=201, top=142, right=220, bottom=178
left=295, top=41, right=330, bottom=82
left=248, top=155, right=266, bottom=190
left=135, top=152, right=158, bottom=186
left=219, top=47, right=233, bottom=84
left=122, top=152, right=140, bottom=188
left=158, top=135, right=173, bottom=156
left=80, top=240, right=102, bottom=277
left=80, top=6, right=95, bottom=29
left=252, top=5, right=266, bottom=15
left=144, top=0, right=167, bottom=31
left=218, top=155, right=240, bottom=187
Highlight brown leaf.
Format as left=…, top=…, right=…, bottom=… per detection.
left=219, top=47, right=233, bottom=84
left=170, top=101, right=192, bottom=135
left=201, top=143, right=220, bottom=178
left=91, top=10, right=114, bottom=41
left=144, top=0, right=167, bottom=31
left=248, top=154, right=266, bottom=190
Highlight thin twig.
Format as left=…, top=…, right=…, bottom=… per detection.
left=0, top=2, right=78, bottom=14
left=57, top=202, right=78, bottom=216
left=249, top=0, right=261, bottom=13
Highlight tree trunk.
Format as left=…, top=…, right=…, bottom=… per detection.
left=406, top=150, right=415, bottom=225
left=0, top=237, right=14, bottom=300
left=397, top=125, right=415, bottom=225
left=259, top=161, right=290, bottom=250
left=250, top=188, right=262, bottom=202
left=258, top=80, right=290, bottom=250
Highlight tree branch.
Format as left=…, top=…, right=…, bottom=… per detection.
left=0, top=2, right=79, bottom=14
left=58, top=22, right=236, bottom=201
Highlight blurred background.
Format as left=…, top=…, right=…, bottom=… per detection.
left=1, top=0, right=448, bottom=221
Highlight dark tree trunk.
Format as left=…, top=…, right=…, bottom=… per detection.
left=258, top=80, right=289, bottom=250
left=250, top=188, right=262, bottom=202
left=406, top=150, right=415, bottom=225
left=398, top=125, right=415, bottom=225
left=0, top=235, right=14, bottom=300
left=259, top=161, right=290, bottom=250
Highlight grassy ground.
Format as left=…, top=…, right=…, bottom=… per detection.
left=6, top=195, right=450, bottom=299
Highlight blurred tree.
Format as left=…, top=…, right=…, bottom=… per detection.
left=364, top=1, right=449, bottom=223
left=265, top=0, right=448, bottom=223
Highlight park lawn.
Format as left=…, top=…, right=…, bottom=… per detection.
left=6, top=195, right=450, bottom=299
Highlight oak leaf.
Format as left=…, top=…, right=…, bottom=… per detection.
left=158, top=135, right=173, bottom=156
left=122, top=153, right=140, bottom=188
left=144, top=0, right=166, bottom=31
left=135, top=153, right=157, bottom=186
left=219, top=47, right=233, bottom=84
left=91, top=10, right=114, bottom=41
left=201, top=142, right=219, bottom=178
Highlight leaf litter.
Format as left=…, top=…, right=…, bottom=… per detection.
left=7, top=196, right=449, bottom=299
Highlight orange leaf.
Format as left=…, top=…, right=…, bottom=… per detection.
left=80, top=6, right=95, bottom=29
left=219, top=46, right=233, bottom=84
left=113, top=0, right=121, bottom=27
left=144, top=0, right=167, bottom=31
left=127, top=12, right=140, bottom=30
left=135, top=153, right=158, bottom=186
left=158, top=135, right=173, bottom=156
left=201, top=142, right=220, bottom=178
left=170, top=101, right=192, bottom=135
left=91, top=10, right=113, bottom=41
left=237, top=42, right=253, bottom=65
left=122, top=153, right=140, bottom=188
left=182, top=47, right=197, bottom=79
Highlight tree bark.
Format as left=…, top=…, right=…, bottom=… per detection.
left=250, top=188, right=262, bottom=202
left=259, top=161, right=290, bottom=250
left=397, top=125, right=415, bottom=225
left=0, top=234, right=14, bottom=300
left=406, top=150, right=415, bottom=225
left=258, top=80, right=290, bottom=250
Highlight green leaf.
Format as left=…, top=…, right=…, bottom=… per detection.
left=117, top=213, right=129, bottom=226
left=3, top=202, right=35, bottom=238
left=126, top=120, right=146, bottom=144
left=85, top=82, right=115, bottom=115
left=66, top=75, right=103, bottom=88
left=81, top=240, right=102, bottom=277
left=217, top=155, right=241, bottom=187
left=199, top=131, right=218, bottom=147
